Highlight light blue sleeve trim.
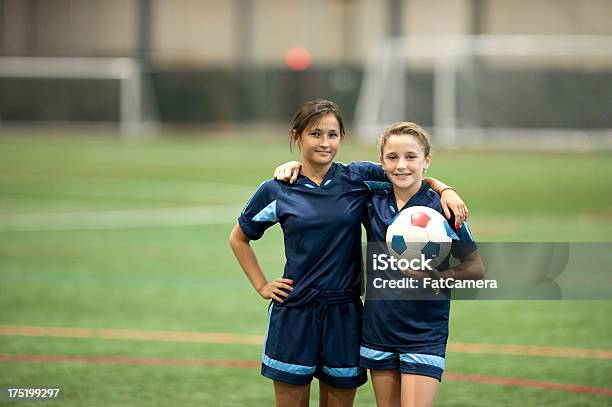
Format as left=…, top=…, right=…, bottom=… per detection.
left=399, top=353, right=445, bottom=369
left=262, top=354, right=316, bottom=376
left=364, top=180, right=392, bottom=191
left=443, top=219, right=460, bottom=240
left=252, top=200, right=277, bottom=223
left=461, top=220, right=474, bottom=242
left=360, top=345, right=395, bottom=360
left=322, top=366, right=363, bottom=377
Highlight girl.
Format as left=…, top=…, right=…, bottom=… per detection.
left=359, top=122, right=485, bottom=407
left=229, top=100, right=467, bottom=407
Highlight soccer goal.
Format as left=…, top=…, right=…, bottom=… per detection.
left=0, top=57, right=159, bottom=136
left=355, top=35, right=612, bottom=150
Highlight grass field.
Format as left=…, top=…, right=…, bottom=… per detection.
left=0, top=132, right=611, bottom=406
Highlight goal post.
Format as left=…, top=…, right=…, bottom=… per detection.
left=355, top=35, right=612, bottom=151
left=0, top=57, right=159, bottom=137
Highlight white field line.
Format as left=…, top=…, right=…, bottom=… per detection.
left=0, top=173, right=254, bottom=192
left=0, top=174, right=254, bottom=201
left=0, top=205, right=243, bottom=231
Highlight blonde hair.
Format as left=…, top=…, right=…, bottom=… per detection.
left=378, top=122, right=431, bottom=157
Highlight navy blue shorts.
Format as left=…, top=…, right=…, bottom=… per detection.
left=261, top=291, right=368, bottom=388
left=359, top=342, right=446, bottom=381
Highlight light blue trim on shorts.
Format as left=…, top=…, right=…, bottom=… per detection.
left=262, top=303, right=273, bottom=354
left=399, top=353, right=445, bottom=369
left=360, top=345, right=395, bottom=360
left=262, top=354, right=316, bottom=376
left=322, top=366, right=363, bottom=377
left=262, top=303, right=316, bottom=376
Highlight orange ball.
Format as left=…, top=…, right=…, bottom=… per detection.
left=285, top=47, right=312, bottom=71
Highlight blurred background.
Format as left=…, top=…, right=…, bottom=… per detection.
left=0, top=1, right=611, bottom=406
left=0, top=0, right=611, bottom=147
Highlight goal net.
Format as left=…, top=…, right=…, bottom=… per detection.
left=355, top=35, right=612, bottom=151
left=0, top=57, right=159, bottom=136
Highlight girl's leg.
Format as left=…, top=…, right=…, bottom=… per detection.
left=400, top=374, right=438, bottom=407
left=274, top=380, right=311, bottom=407
left=318, top=381, right=357, bottom=407
left=370, top=369, right=401, bottom=407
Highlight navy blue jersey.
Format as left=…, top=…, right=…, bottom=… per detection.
left=238, top=162, right=386, bottom=306
left=362, top=181, right=477, bottom=348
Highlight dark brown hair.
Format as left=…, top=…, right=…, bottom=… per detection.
left=289, top=99, right=345, bottom=149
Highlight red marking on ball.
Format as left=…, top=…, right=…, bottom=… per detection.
left=411, top=212, right=431, bottom=228
left=285, top=47, right=312, bottom=71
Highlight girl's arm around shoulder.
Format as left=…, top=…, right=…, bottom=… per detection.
left=342, top=161, right=387, bottom=182
left=274, top=161, right=301, bottom=184
left=423, top=177, right=469, bottom=228
left=273, top=161, right=388, bottom=183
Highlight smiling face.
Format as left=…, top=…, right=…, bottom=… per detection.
left=294, top=113, right=344, bottom=167
left=380, top=134, right=431, bottom=191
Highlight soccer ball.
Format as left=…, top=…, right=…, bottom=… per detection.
left=385, top=206, right=457, bottom=269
